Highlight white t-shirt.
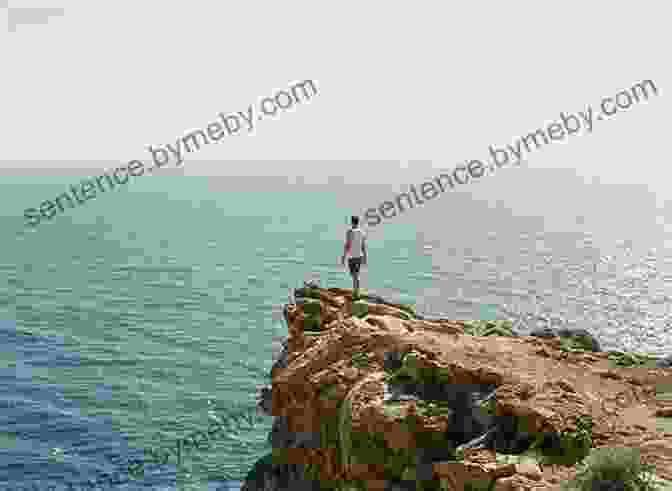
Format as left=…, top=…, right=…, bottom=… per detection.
left=348, top=228, right=365, bottom=258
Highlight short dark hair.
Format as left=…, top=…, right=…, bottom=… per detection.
left=351, top=215, right=359, bottom=227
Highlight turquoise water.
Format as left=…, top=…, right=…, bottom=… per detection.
left=3, top=175, right=435, bottom=490
left=3, top=173, right=672, bottom=489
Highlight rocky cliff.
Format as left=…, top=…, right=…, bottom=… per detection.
left=244, top=283, right=672, bottom=490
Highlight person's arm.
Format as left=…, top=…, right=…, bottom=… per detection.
left=362, top=235, right=367, bottom=265
left=341, top=229, right=352, bottom=265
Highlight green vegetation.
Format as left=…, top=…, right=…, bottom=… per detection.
left=478, top=397, right=497, bottom=417
left=655, top=384, right=672, bottom=434
left=383, top=398, right=452, bottom=420
left=657, top=383, right=672, bottom=401
left=338, top=398, right=352, bottom=479
left=490, top=414, right=594, bottom=470
left=608, top=350, right=659, bottom=367
left=384, top=351, right=419, bottom=383
left=561, top=446, right=660, bottom=491
left=395, top=309, right=413, bottom=320
left=351, top=300, right=368, bottom=318
left=418, top=479, right=444, bottom=491
left=350, top=352, right=369, bottom=368
left=336, top=481, right=368, bottom=491
left=463, top=478, right=497, bottom=491
left=387, top=416, right=464, bottom=491
left=304, top=287, right=322, bottom=300
left=559, top=334, right=595, bottom=353
left=350, top=352, right=370, bottom=369
left=382, top=400, right=406, bottom=419
left=300, top=400, right=348, bottom=490
left=303, top=298, right=321, bottom=315
left=495, top=451, right=543, bottom=466
left=526, top=414, right=593, bottom=466
left=491, top=414, right=672, bottom=490
left=396, top=303, right=417, bottom=319
left=304, top=349, right=463, bottom=489
left=415, top=399, right=454, bottom=418
left=303, top=315, right=322, bottom=331
left=321, top=398, right=464, bottom=490
left=461, top=320, right=515, bottom=337
left=418, top=429, right=465, bottom=463
left=318, top=383, right=340, bottom=402
left=350, top=299, right=413, bottom=320
left=383, top=351, right=453, bottom=388
left=302, top=298, right=323, bottom=331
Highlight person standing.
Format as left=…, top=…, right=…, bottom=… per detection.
left=340, top=215, right=367, bottom=297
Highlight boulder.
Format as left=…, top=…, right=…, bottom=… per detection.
left=246, top=286, right=672, bottom=490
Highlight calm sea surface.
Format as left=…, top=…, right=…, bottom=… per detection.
left=2, top=170, right=671, bottom=489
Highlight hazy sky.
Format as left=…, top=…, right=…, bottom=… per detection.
left=1, top=2, right=670, bottom=196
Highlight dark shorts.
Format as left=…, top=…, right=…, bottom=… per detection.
left=348, top=257, right=362, bottom=276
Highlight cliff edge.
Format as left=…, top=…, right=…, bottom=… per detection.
left=245, top=284, right=672, bottom=490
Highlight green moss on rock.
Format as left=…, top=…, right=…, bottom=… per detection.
left=416, top=400, right=454, bottom=417
left=608, top=351, right=658, bottom=367
left=386, top=354, right=455, bottom=388
left=560, top=335, right=595, bottom=353
left=394, top=304, right=416, bottom=319
left=401, top=466, right=416, bottom=480
left=319, top=384, right=340, bottom=402
left=303, top=313, right=322, bottom=331
left=303, top=298, right=322, bottom=315
left=388, top=352, right=420, bottom=382
left=464, top=478, right=497, bottom=490
left=338, top=399, right=353, bottom=472
left=539, top=415, right=593, bottom=466
left=304, top=287, right=322, bottom=300
left=351, top=352, right=370, bottom=368
left=351, top=301, right=368, bottom=318
left=462, top=320, right=515, bottom=337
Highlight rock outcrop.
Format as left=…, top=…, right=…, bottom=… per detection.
left=246, top=284, right=672, bottom=491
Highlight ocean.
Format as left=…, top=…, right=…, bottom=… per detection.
left=2, top=167, right=672, bottom=490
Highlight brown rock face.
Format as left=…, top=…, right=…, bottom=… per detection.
left=247, top=286, right=672, bottom=491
